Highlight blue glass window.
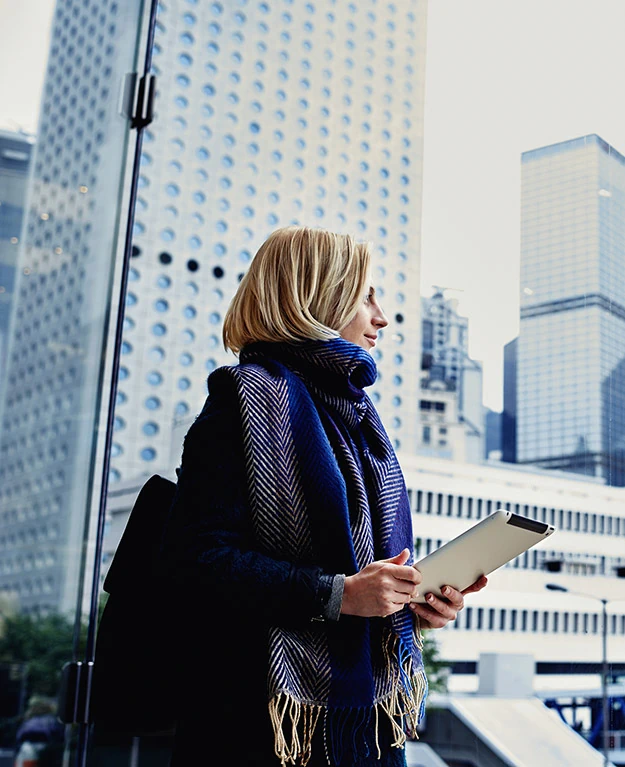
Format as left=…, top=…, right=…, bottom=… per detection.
left=141, top=447, right=157, bottom=462
left=152, top=323, right=167, bottom=336
left=175, top=402, right=190, bottom=416
left=145, top=396, right=161, bottom=411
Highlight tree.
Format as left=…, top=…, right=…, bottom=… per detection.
left=0, top=613, right=77, bottom=700
left=421, top=630, right=450, bottom=693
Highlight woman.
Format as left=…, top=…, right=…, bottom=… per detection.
left=165, top=227, right=486, bottom=767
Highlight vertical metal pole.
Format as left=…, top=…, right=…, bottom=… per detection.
left=602, top=599, right=609, bottom=767
left=74, top=1, right=159, bottom=765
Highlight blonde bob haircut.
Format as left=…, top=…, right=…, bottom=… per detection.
left=223, top=226, right=371, bottom=354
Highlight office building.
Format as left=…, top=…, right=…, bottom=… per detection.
left=484, top=407, right=501, bottom=459
left=421, top=290, right=484, bottom=462
left=0, top=0, right=147, bottom=613
left=113, top=1, right=429, bottom=481
left=502, top=336, right=517, bottom=462
left=518, top=134, right=625, bottom=485
left=0, top=130, right=34, bottom=371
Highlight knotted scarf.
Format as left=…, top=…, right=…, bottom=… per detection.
left=209, top=338, right=427, bottom=766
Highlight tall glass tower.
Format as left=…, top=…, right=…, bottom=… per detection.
left=518, top=134, right=625, bottom=485
left=0, top=0, right=146, bottom=614
left=116, top=0, right=429, bottom=481
left=0, top=130, right=34, bottom=372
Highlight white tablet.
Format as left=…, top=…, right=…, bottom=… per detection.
left=412, top=510, right=556, bottom=603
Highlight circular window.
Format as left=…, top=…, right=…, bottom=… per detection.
left=147, top=371, right=163, bottom=386
left=111, top=443, right=123, bottom=457
left=141, top=447, right=157, bottom=461
left=113, top=416, right=125, bottom=432
left=150, top=346, right=165, bottom=362
left=175, top=401, right=189, bottom=416
left=119, top=366, right=130, bottom=381
left=155, top=299, right=169, bottom=313
left=145, top=396, right=161, bottom=411
left=395, top=313, right=404, bottom=324
left=181, top=329, right=195, bottom=343
left=209, top=312, right=220, bottom=325
left=180, top=352, right=193, bottom=367
left=142, top=422, right=159, bottom=437
left=178, top=377, right=191, bottom=391
left=187, top=259, right=199, bottom=272
left=159, top=252, right=173, bottom=265
left=131, top=245, right=141, bottom=258
left=213, top=266, right=224, bottom=279
left=157, top=275, right=171, bottom=289
left=152, top=323, right=167, bottom=336
left=183, top=306, right=197, bottom=319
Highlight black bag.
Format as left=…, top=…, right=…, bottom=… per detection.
left=90, top=474, right=178, bottom=735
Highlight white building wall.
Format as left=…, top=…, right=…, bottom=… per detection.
left=401, top=453, right=625, bottom=692
left=114, top=0, right=430, bottom=484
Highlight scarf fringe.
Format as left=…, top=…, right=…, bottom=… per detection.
left=268, top=635, right=428, bottom=766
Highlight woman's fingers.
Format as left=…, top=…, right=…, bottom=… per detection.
left=461, top=575, right=488, bottom=595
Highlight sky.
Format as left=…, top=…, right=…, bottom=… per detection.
left=2, top=0, right=625, bottom=410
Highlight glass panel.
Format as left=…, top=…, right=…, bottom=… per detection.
left=0, top=0, right=147, bottom=763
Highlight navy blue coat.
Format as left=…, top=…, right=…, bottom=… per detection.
left=163, top=384, right=407, bottom=767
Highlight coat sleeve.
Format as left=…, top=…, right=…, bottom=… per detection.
left=162, top=389, right=337, bottom=627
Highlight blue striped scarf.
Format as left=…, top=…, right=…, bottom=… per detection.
left=213, top=338, right=427, bottom=766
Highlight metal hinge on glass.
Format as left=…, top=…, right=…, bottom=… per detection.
left=119, top=72, right=156, bottom=130
left=58, top=661, right=94, bottom=725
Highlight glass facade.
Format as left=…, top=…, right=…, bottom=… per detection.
left=0, top=0, right=147, bottom=617
left=0, top=130, right=34, bottom=372
left=518, top=134, right=625, bottom=485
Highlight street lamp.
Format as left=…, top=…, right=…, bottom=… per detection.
left=546, top=583, right=610, bottom=767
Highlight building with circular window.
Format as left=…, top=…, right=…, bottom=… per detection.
left=115, top=0, right=428, bottom=481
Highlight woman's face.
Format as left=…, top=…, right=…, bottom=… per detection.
left=340, top=285, right=389, bottom=352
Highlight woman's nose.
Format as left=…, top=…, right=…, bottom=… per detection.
left=374, top=305, right=389, bottom=328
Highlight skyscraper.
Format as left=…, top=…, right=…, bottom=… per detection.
left=420, top=289, right=484, bottom=462
left=0, top=130, right=34, bottom=371
left=0, top=0, right=146, bottom=613
left=517, top=134, right=625, bottom=485
left=501, top=336, right=517, bottom=463
left=114, top=0, right=429, bottom=481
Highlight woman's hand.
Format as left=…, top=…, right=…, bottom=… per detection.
left=341, top=548, right=421, bottom=618
left=408, top=575, right=488, bottom=629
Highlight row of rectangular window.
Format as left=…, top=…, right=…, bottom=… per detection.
left=418, top=536, right=616, bottom=576
left=411, top=490, right=625, bottom=537
left=452, top=606, right=624, bottom=635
